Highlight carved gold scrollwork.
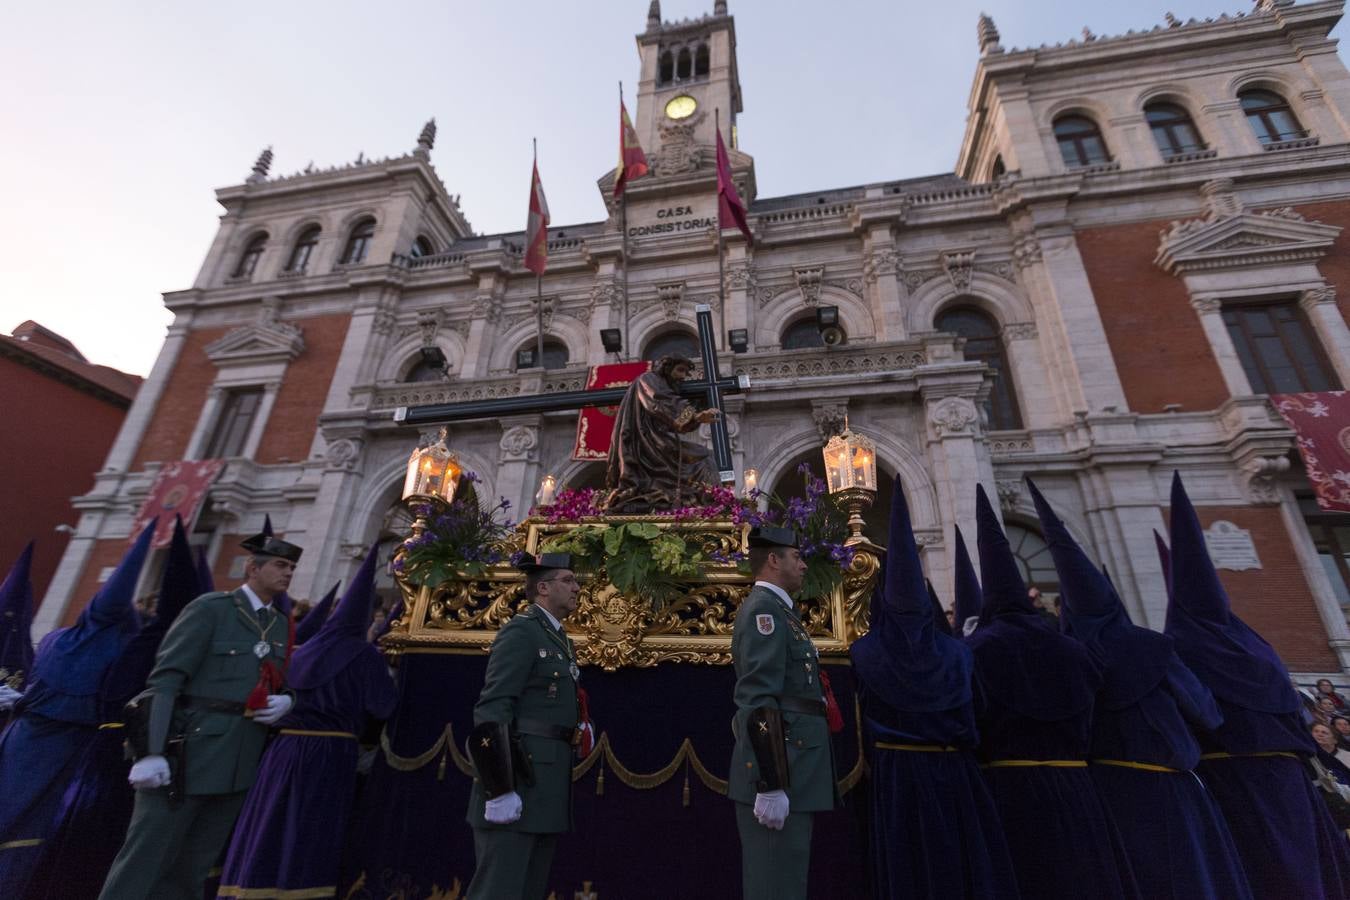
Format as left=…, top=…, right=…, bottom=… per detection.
left=384, top=516, right=884, bottom=670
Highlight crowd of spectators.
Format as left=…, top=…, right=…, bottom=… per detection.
left=1300, top=678, right=1350, bottom=831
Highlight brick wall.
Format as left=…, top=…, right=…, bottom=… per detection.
left=132, top=326, right=230, bottom=468
left=0, top=358, right=130, bottom=604
left=1168, top=504, right=1339, bottom=672
left=1282, top=199, right=1350, bottom=344
left=1076, top=220, right=1229, bottom=414
left=255, top=314, right=351, bottom=464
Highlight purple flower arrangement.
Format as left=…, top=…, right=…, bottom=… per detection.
left=397, top=472, right=515, bottom=587
left=742, top=462, right=856, bottom=599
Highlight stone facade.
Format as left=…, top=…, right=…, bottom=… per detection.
left=38, top=1, right=1350, bottom=674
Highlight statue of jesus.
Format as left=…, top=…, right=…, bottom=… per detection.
left=604, top=355, right=721, bottom=513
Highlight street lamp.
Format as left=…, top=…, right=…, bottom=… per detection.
left=822, top=423, right=877, bottom=543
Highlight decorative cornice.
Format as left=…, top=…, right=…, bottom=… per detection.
left=1156, top=203, right=1342, bottom=276
left=204, top=297, right=305, bottom=366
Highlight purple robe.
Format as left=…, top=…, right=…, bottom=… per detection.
left=216, top=643, right=396, bottom=896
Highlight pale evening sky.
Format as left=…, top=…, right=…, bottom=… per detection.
left=0, top=1, right=1336, bottom=377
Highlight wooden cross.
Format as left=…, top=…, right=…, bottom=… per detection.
left=394, top=304, right=745, bottom=484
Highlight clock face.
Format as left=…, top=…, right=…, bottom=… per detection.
left=664, top=95, right=698, bottom=120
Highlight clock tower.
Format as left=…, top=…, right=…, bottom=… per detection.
left=632, top=1, right=747, bottom=181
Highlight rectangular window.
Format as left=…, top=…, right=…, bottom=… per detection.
left=1221, top=301, right=1338, bottom=394
left=1301, top=495, right=1350, bottom=610
left=203, top=387, right=264, bottom=459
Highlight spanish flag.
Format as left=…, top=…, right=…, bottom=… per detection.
left=613, top=98, right=650, bottom=198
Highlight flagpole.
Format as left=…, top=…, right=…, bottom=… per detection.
left=715, top=109, right=726, bottom=353
left=619, top=81, right=632, bottom=362
left=534, top=137, right=545, bottom=369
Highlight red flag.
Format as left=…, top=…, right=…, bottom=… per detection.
left=572, top=361, right=651, bottom=460
left=129, top=460, right=225, bottom=549
left=1272, top=391, right=1350, bottom=512
left=716, top=123, right=752, bottom=245
left=614, top=99, right=650, bottom=199
left=524, top=152, right=550, bottom=276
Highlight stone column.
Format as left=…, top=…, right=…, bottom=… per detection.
left=497, top=415, right=544, bottom=514
left=1000, top=320, right=1055, bottom=429
left=1108, top=112, right=1156, bottom=168
left=1075, top=461, right=1171, bottom=629
left=244, top=381, right=283, bottom=459
left=1189, top=294, right=1253, bottom=396
left=103, top=313, right=195, bottom=472
left=587, top=276, right=621, bottom=367
left=1017, top=215, right=1130, bottom=415
left=723, top=244, right=752, bottom=349
left=464, top=275, right=505, bottom=378
left=862, top=226, right=904, bottom=341
left=292, top=435, right=369, bottom=600
left=1301, top=287, right=1350, bottom=387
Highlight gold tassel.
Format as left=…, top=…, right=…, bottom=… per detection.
left=437, top=746, right=448, bottom=781
left=596, top=758, right=605, bottom=796
left=682, top=766, right=691, bottom=808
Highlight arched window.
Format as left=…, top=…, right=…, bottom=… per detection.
left=403, top=358, right=446, bottom=383
left=232, top=233, right=267, bottom=279
left=677, top=47, right=692, bottom=80
left=285, top=226, right=320, bottom=273
left=659, top=51, right=674, bottom=85
left=1239, top=89, right=1306, bottom=145
left=643, top=329, right=699, bottom=362
left=1005, top=520, right=1060, bottom=601
left=409, top=235, right=435, bottom=259
left=695, top=44, right=710, bottom=77
left=341, top=218, right=376, bottom=265
left=769, top=448, right=899, bottom=549
left=781, top=317, right=827, bottom=350
left=990, top=155, right=1006, bottom=180
left=936, top=306, right=1023, bottom=430
left=1145, top=102, right=1205, bottom=158
left=516, top=339, right=569, bottom=371
left=1053, top=114, right=1110, bottom=168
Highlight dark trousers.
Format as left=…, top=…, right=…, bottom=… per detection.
left=735, top=801, right=814, bottom=900
left=97, top=789, right=246, bottom=900
left=467, top=827, right=558, bottom=900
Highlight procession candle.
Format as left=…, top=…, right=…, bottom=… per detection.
left=743, top=468, right=758, bottom=497
left=537, top=475, right=557, bottom=507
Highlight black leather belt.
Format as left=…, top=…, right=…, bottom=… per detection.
left=779, top=696, right=827, bottom=717
left=517, top=718, right=579, bottom=745
left=180, top=696, right=248, bottom=715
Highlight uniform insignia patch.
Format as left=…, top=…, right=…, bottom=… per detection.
left=539, top=649, right=548, bottom=658
left=756, top=614, right=775, bottom=635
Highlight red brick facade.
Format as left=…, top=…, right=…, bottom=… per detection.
left=1076, top=220, right=1230, bottom=414
left=255, top=314, right=351, bottom=464
left=131, top=326, right=230, bottom=469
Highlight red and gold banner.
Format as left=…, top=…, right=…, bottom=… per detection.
left=130, top=460, right=226, bottom=548
left=1272, top=391, right=1350, bottom=512
left=523, top=154, right=550, bottom=276
left=572, top=362, right=651, bottom=461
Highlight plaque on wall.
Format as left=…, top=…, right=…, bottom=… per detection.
left=1203, top=520, right=1262, bottom=571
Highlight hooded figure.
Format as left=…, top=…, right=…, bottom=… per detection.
left=952, top=526, right=982, bottom=638
left=965, top=485, right=1137, bottom=900
left=925, top=579, right=953, bottom=638
left=850, top=484, right=1018, bottom=899
left=217, top=543, right=397, bottom=899
left=1029, top=480, right=1252, bottom=900
left=29, top=517, right=202, bottom=900
left=0, top=542, right=35, bottom=724
left=1166, top=472, right=1350, bottom=899
left=294, top=581, right=339, bottom=645
left=0, top=521, right=154, bottom=896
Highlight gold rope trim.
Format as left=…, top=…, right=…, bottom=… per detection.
left=981, top=759, right=1087, bottom=769
left=98, top=722, right=125, bottom=730
left=1092, top=758, right=1181, bottom=774
left=217, top=886, right=336, bottom=899
left=1199, top=751, right=1299, bottom=761
left=378, top=709, right=868, bottom=799
left=279, top=729, right=356, bottom=740
left=875, top=742, right=958, bottom=752
left=0, top=839, right=42, bottom=851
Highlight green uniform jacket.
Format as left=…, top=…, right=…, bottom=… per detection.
left=466, top=606, right=579, bottom=835
left=729, top=585, right=836, bottom=811
left=144, top=590, right=289, bottom=796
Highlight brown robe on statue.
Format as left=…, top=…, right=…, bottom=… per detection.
left=604, top=365, right=715, bottom=513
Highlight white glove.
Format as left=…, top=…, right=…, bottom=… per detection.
left=484, top=790, right=523, bottom=824
left=0, top=684, right=22, bottom=710
left=128, top=755, right=171, bottom=790
left=252, top=694, right=294, bottom=726
left=753, top=789, right=789, bottom=830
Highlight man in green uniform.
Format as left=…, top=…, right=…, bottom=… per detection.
left=465, top=552, right=583, bottom=900
left=730, top=526, right=836, bottom=900
left=98, top=532, right=302, bottom=900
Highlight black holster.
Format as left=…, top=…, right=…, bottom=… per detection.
left=468, top=721, right=516, bottom=799
left=122, top=693, right=153, bottom=761
left=747, top=706, right=791, bottom=792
